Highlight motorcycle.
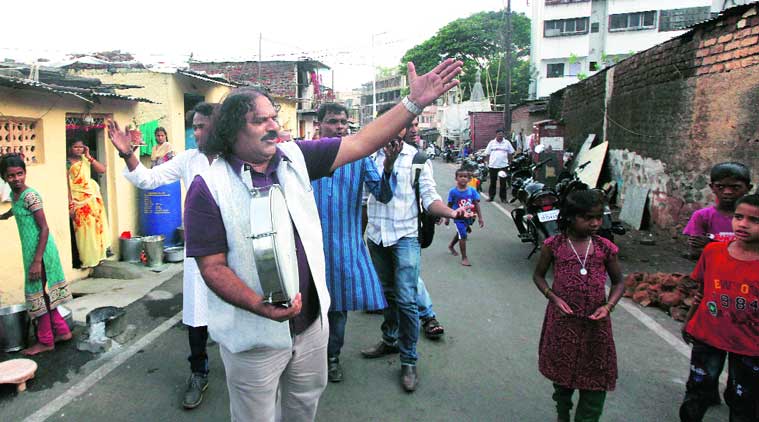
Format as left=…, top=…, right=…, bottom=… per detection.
left=443, top=144, right=459, bottom=163
left=554, top=160, right=626, bottom=242
left=509, top=157, right=559, bottom=258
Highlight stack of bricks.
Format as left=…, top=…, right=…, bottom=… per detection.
left=696, top=10, right=759, bottom=75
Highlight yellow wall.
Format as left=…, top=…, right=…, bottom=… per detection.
left=0, top=87, right=137, bottom=306
left=276, top=99, right=297, bottom=139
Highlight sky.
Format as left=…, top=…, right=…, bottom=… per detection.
left=0, top=0, right=530, bottom=91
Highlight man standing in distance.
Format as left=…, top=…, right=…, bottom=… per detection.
left=312, top=103, right=399, bottom=383
left=167, top=60, right=461, bottom=421
left=108, top=102, right=216, bottom=409
left=484, top=128, right=515, bottom=202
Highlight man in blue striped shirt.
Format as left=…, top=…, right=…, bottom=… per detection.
left=312, top=103, right=401, bottom=383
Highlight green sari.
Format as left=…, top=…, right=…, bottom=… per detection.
left=10, top=188, right=71, bottom=318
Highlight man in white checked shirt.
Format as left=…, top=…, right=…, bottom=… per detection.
left=362, top=105, right=472, bottom=392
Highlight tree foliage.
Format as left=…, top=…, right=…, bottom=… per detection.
left=401, top=10, right=531, bottom=106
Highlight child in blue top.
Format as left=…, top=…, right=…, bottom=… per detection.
left=446, top=168, right=484, bottom=266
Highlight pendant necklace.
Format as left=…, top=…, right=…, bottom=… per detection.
left=568, top=237, right=592, bottom=276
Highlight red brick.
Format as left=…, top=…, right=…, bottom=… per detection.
left=718, top=34, right=734, bottom=43
left=749, top=45, right=759, bottom=55
left=718, top=51, right=736, bottom=62
left=752, top=26, right=759, bottom=35
left=724, top=60, right=742, bottom=71
left=740, top=35, right=759, bottom=47
left=725, top=40, right=741, bottom=51
left=710, top=44, right=726, bottom=55
left=703, top=37, right=718, bottom=47
left=702, top=55, right=717, bottom=65
left=710, top=64, right=725, bottom=73
left=735, top=28, right=753, bottom=39
left=696, top=48, right=710, bottom=58
left=742, top=57, right=758, bottom=67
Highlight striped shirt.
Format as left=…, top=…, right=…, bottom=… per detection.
left=366, top=142, right=442, bottom=247
left=312, top=157, right=395, bottom=311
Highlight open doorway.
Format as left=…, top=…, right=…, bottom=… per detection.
left=65, top=113, right=111, bottom=268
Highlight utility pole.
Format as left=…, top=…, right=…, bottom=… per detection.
left=503, top=0, right=513, bottom=135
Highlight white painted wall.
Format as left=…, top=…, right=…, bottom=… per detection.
left=607, top=0, right=710, bottom=14
left=543, top=1, right=592, bottom=20
left=542, top=35, right=591, bottom=60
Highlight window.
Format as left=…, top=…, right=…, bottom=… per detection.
left=609, top=11, right=657, bottom=31
left=0, top=118, right=43, bottom=165
left=544, top=17, right=590, bottom=37
left=568, top=63, right=582, bottom=76
left=547, top=63, right=565, bottom=78
left=589, top=61, right=599, bottom=71
left=591, top=22, right=600, bottom=33
left=659, top=7, right=713, bottom=32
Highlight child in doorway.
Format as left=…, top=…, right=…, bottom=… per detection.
left=1, top=154, right=73, bottom=355
left=683, top=162, right=752, bottom=258
left=679, top=193, right=759, bottom=422
left=532, top=190, right=624, bottom=422
left=446, top=168, right=484, bottom=266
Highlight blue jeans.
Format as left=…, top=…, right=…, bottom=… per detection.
left=368, top=237, right=421, bottom=365
left=327, top=310, right=347, bottom=360
left=417, top=278, right=436, bottom=320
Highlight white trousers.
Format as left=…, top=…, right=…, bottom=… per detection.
left=220, top=320, right=328, bottom=422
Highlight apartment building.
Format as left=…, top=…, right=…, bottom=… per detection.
left=359, top=73, right=407, bottom=126
left=530, top=0, right=714, bottom=98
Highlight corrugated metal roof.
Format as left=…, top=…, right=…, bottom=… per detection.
left=177, top=69, right=238, bottom=87
left=0, top=75, right=156, bottom=104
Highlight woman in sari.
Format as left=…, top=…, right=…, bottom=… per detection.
left=150, top=127, right=175, bottom=167
left=67, top=139, right=111, bottom=268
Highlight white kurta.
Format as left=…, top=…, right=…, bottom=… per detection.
left=123, top=149, right=212, bottom=327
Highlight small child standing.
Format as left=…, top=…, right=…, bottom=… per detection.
left=446, top=169, right=484, bottom=266
left=1, top=154, right=73, bottom=355
left=679, top=194, right=759, bottom=422
left=683, top=162, right=752, bottom=258
left=532, top=190, right=624, bottom=422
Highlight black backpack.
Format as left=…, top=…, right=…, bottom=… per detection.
left=412, top=151, right=438, bottom=248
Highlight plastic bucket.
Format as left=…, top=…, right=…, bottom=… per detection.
left=142, top=235, right=165, bottom=267
left=119, top=237, right=143, bottom=263
left=0, top=304, right=29, bottom=352
left=139, top=181, right=182, bottom=247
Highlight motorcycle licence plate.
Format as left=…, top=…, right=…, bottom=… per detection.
left=537, top=209, right=560, bottom=223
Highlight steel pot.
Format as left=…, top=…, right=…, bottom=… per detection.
left=163, top=246, right=185, bottom=263
left=0, top=304, right=29, bottom=352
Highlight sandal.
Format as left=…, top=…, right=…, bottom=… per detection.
left=421, top=317, right=445, bottom=339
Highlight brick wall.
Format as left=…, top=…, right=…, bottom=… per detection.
left=550, top=4, right=759, bottom=230
left=469, top=111, right=504, bottom=150
left=190, top=61, right=297, bottom=98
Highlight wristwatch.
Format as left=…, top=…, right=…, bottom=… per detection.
left=401, top=96, right=423, bottom=115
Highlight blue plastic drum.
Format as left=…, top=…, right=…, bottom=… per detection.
left=139, top=181, right=182, bottom=247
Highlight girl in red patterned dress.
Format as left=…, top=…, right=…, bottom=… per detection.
left=533, top=190, right=625, bottom=422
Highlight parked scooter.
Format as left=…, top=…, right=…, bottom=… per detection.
left=443, top=143, right=459, bottom=163
left=509, top=157, right=559, bottom=258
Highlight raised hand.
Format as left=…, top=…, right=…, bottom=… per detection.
left=407, top=59, right=463, bottom=108
left=106, top=120, right=134, bottom=155
left=383, top=139, right=403, bottom=172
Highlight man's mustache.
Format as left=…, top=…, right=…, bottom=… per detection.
left=262, top=131, right=279, bottom=142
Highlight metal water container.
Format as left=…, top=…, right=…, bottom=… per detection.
left=0, top=304, right=29, bottom=352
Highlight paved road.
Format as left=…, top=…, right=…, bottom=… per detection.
left=1, top=161, right=729, bottom=421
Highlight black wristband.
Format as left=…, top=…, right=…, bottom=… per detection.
left=118, top=149, right=134, bottom=159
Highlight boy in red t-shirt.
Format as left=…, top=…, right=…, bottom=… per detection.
left=680, top=194, right=759, bottom=422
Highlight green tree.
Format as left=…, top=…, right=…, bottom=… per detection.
left=400, top=10, right=531, bottom=106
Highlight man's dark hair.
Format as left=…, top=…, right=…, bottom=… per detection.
left=736, top=193, right=759, bottom=209
left=710, top=162, right=751, bottom=184
left=317, top=103, right=348, bottom=122
left=186, top=102, right=215, bottom=126
left=204, top=88, right=276, bottom=158
left=0, top=154, right=25, bottom=178
left=495, top=128, right=505, bottom=134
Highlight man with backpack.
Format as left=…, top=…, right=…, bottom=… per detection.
left=362, top=106, right=472, bottom=392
